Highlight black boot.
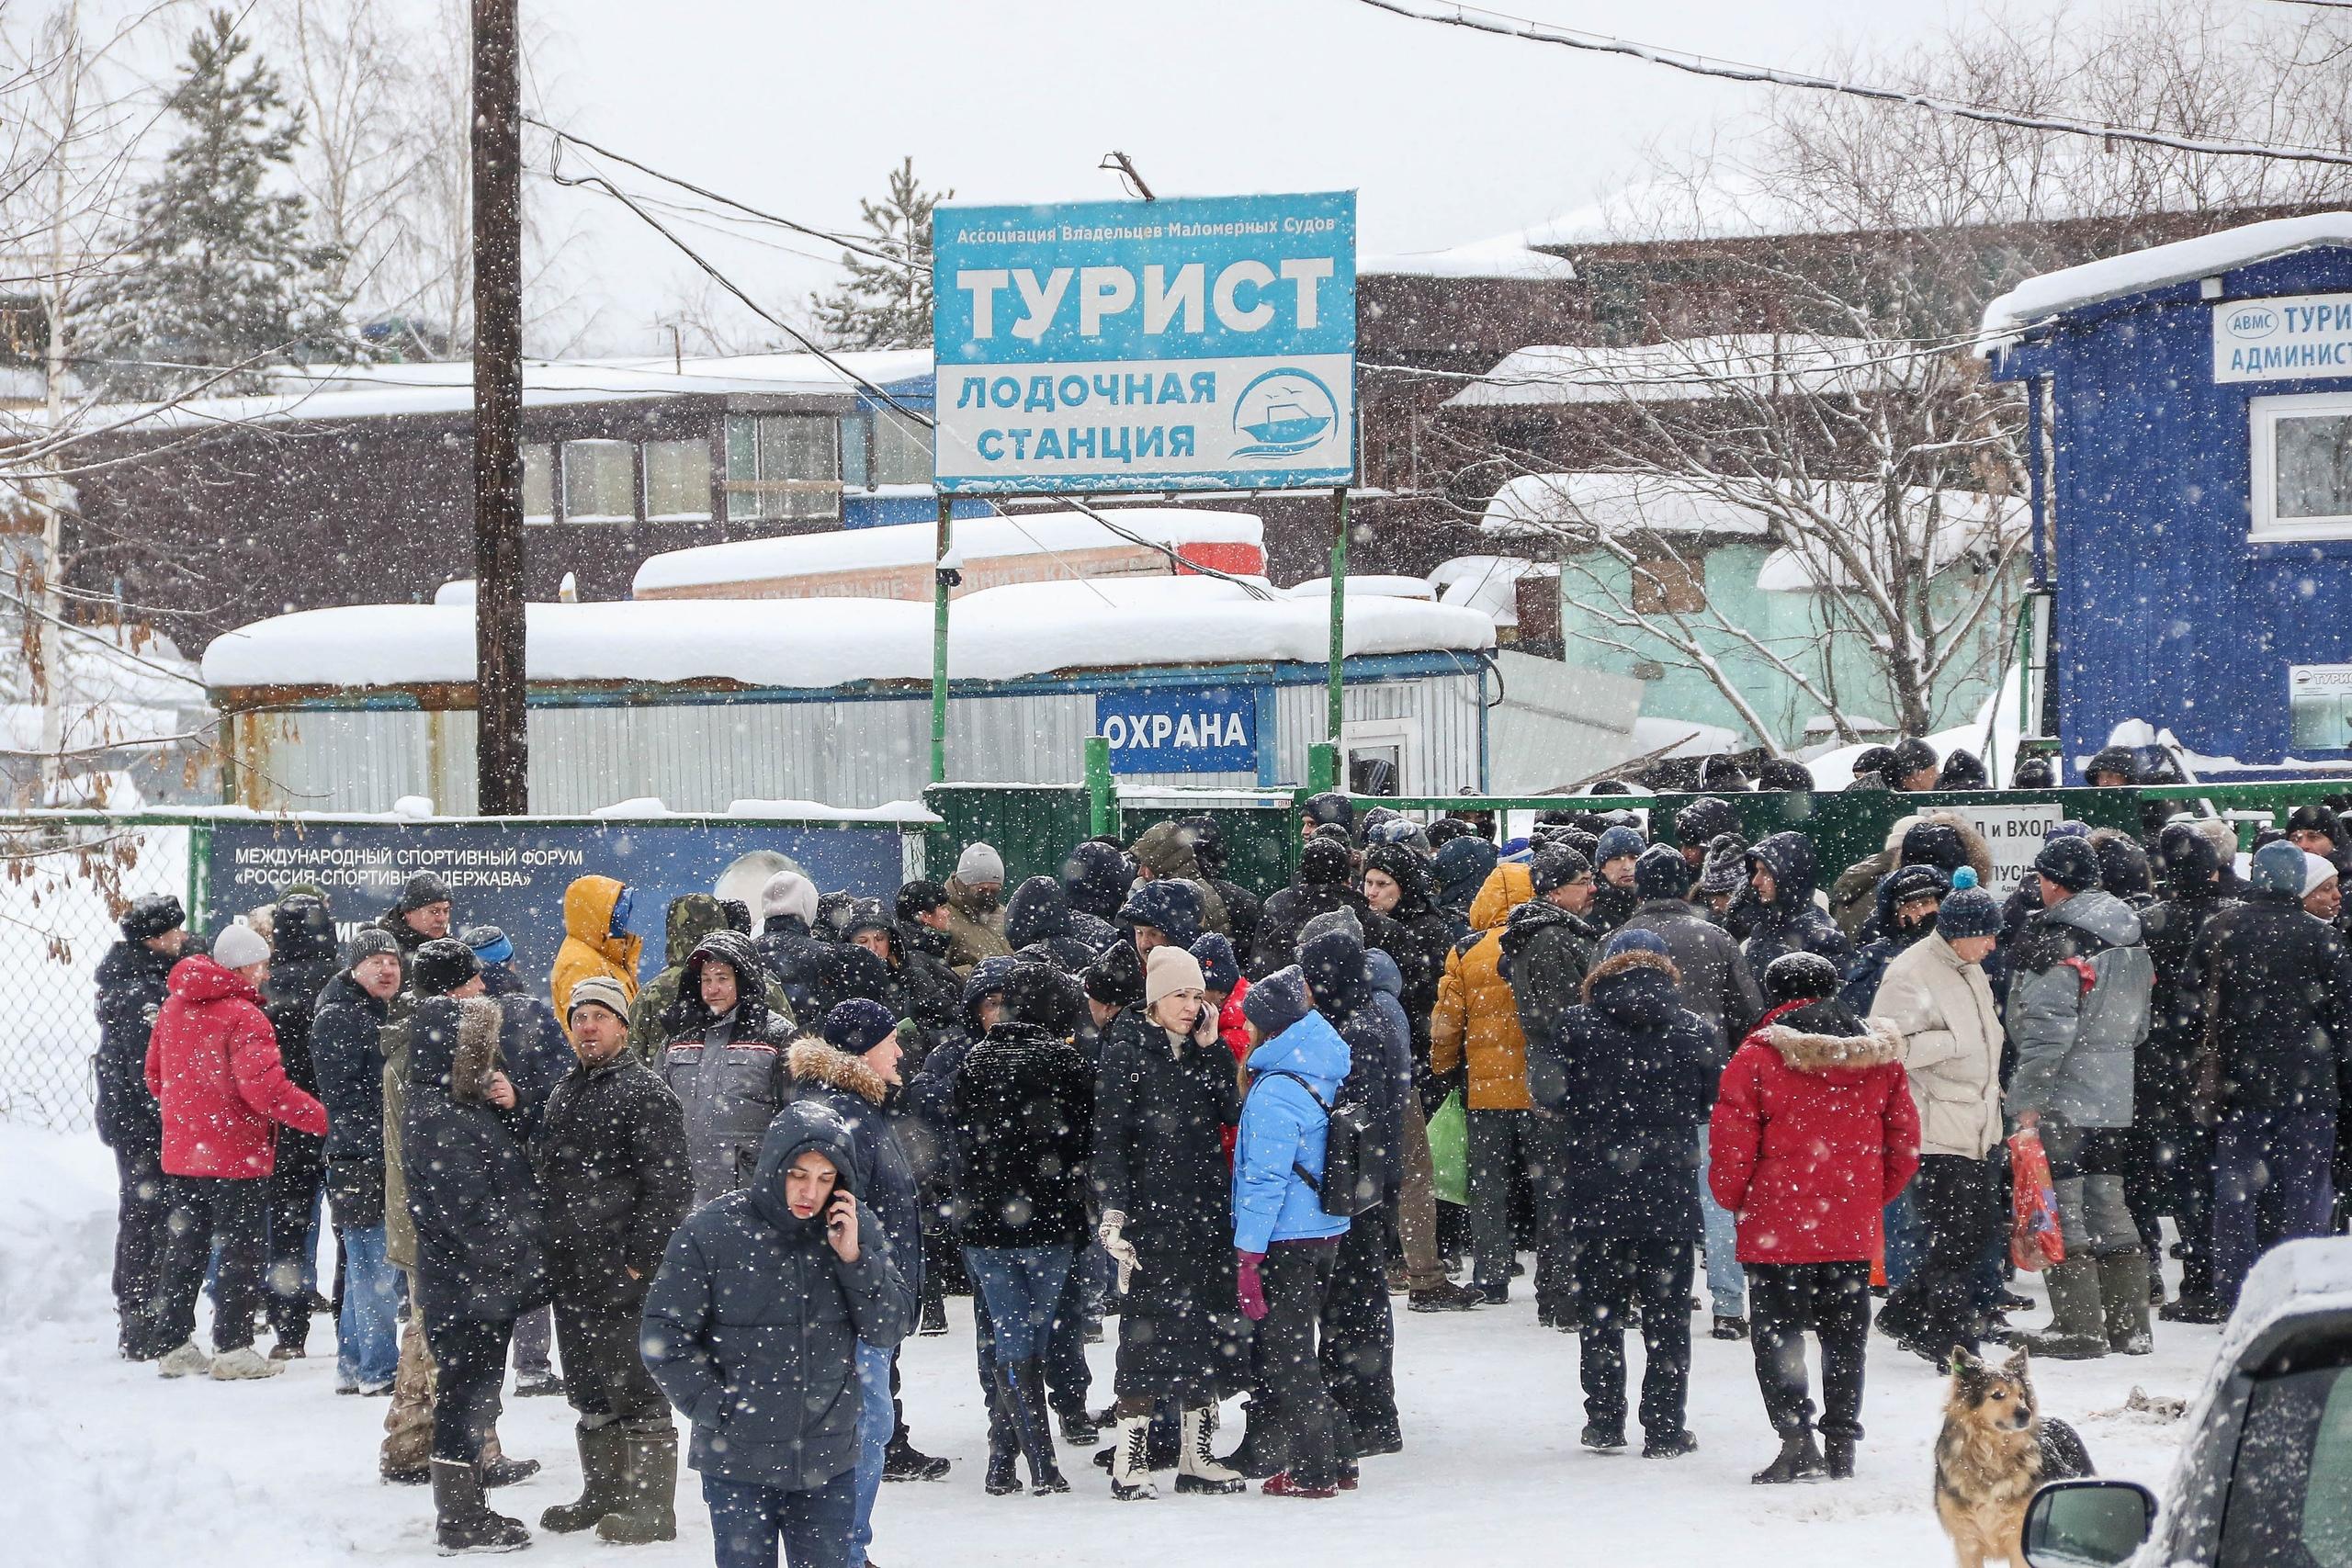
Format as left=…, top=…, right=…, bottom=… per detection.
left=882, top=1433, right=951, bottom=1483
left=595, top=1425, right=679, bottom=1545
left=1751, top=1431, right=1827, bottom=1485
left=1824, top=1434, right=1855, bottom=1480
left=432, top=1457, right=530, bottom=1554
left=538, top=1425, right=624, bottom=1533
left=1000, top=1359, right=1069, bottom=1494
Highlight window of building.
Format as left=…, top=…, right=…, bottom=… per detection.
left=871, top=407, right=933, bottom=486
left=562, top=439, right=634, bottom=523
left=523, top=445, right=553, bottom=523
left=2253, top=392, right=2352, bottom=540
left=1630, top=552, right=1706, bottom=614
left=723, top=413, right=840, bottom=521
left=643, top=438, right=712, bottom=521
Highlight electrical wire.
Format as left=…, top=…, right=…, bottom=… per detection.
left=1351, top=0, right=2352, bottom=167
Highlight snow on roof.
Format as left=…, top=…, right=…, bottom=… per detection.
left=1630, top=715, right=1741, bottom=761
left=1283, top=575, right=1435, bottom=602
left=1514, top=175, right=1791, bottom=251
left=1361, top=231, right=1576, bottom=282
left=1443, top=334, right=1912, bottom=409
left=1979, top=211, right=2352, bottom=344
left=632, top=508, right=1262, bottom=595
left=201, top=575, right=1493, bottom=696
left=103, top=349, right=933, bottom=431
left=1483, top=472, right=1772, bottom=539
left=1427, top=555, right=1555, bottom=626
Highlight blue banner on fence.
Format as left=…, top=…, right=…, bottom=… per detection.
left=1097, top=686, right=1257, bottom=773
left=202, top=820, right=910, bottom=987
left=932, top=191, right=1357, bottom=494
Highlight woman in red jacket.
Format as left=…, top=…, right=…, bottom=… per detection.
left=1708, top=952, right=1918, bottom=1486
left=143, top=923, right=330, bottom=1381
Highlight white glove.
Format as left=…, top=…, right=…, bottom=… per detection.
left=1097, top=1211, right=1139, bottom=1292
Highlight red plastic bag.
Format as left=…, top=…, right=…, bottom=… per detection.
left=2008, top=1128, right=2066, bottom=1271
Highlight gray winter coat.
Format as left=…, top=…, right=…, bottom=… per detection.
left=1615, top=897, right=1765, bottom=1064
left=659, top=932, right=796, bottom=1209
left=639, top=1099, right=911, bottom=1493
left=2004, top=890, right=2152, bottom=1129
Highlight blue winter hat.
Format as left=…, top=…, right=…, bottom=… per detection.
left=1190, top=932, right=1241, bottom=994
left=2034, top=835, right=2102, bottom=894
left=823, top=998, right=899, bottom=1055
left=1939, top=885, right=2001, bottom=941
left=1594, top=825, right=1646, bottom=867
left=1601, top=927, right=1670, bottom=961
left=459, top=925, right=514, bottom=967
left=2045, top=820, right=2091, bottom=842
left=1241, top=964, right=1313, bottom=1036
left=2251, top=839, right=2310, bottom=897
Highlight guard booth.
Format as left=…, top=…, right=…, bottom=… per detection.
left=1983, top=213, right=2352, bottom=781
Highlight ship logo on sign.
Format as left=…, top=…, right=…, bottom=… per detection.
left=1232, top=367, right=1340, bottom=458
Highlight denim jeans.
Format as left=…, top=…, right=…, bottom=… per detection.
left=850, top=1339, right=891, bottom=1565
left=2212, top=1106, right=2339, bottom=1308
left=962, top=1245, right=1074, bottom=1364
left=704, top=1468, right=857, bottom=1568
left=1883, top=1186, right=1925, bottom=1290
left=1695, top=1129, right=1747, bottom=1317
left=334, top=1223, right=402, bottom=1388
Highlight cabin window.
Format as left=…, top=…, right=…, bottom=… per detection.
left=2252, top=392, right=2352, bottom=541
left=523, top=445, right=553, bottom=523
left=562, top=439, right=635, bottom=524
left=644, top=439, right=712, bottom=522
left=724, top=414, right=841, bottom=522
left=872, top=407, right=933, bottom=486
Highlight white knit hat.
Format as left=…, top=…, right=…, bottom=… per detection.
left=2304, top=851, right=2340, bottom=897
left=956, top=842, right=1005, bottom=884
left=760, top=869, right=818, bottom=923
left=212, top=922, right=270, bottom=970
left=1144, top=944, right=1206, bottom=1006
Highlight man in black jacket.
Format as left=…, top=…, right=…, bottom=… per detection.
left=533, top=976, right=693, bottom=1545
left=313, top=928, right=404, bottom=1393
left=2199, top=840, right=2352, bottom=1312
left=2138, top=825, right=2235, bottom=1322
left=92, top=892, right=187, bottom=1359
left=755, top=869, right=828, bottom=1023
left=263, top=893, right=339, bottom=1359
left=1253, top=837, right=1366, bottom=977
left=377, top=871, right=455, bottom=964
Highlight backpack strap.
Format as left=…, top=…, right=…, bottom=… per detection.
left=1251, top=1068, right=1332, bottom=1192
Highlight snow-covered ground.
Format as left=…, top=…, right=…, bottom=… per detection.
left=0, top=1122, right=2224, bottom=1566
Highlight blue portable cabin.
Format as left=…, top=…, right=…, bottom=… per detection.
left=1983, top=214, right=2352, bottom=778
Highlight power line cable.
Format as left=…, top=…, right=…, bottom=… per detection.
left=1351, top=0, right=2352, bottom=166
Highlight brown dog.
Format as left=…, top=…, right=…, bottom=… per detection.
left=1932, top=1347, right=2095, bottom=1568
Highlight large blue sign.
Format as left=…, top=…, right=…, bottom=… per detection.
left=932, top=191, right=1357, bottom=494
left=201, top=819, right=910, bottom=987
left=1097, top=686, right=1257, bottom=773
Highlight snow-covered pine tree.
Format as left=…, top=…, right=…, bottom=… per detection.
left=75, top=8, right=356, bottom=399
left=809, top=156, right=949, bottom=351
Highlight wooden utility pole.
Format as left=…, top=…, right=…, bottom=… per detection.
left=471, top=0, right=528, bottom=814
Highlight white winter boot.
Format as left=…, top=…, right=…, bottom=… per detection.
left=1108, top=1416, right=1156, bottom=1501
left=1176, top=1405, right=1246, bottom=1495
left=157, top=1341, right=211, bottom=1379
left=209, top=1345, right=285, bottom=1381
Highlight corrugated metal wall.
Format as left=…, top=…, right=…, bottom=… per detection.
left=232, top=669, right=1484, bottom=814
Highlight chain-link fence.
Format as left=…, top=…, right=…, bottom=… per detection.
left=0, top=818, right=191, bottom=1132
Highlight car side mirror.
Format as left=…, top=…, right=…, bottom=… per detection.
left=2023, top=1479, right=2156, bottom=1568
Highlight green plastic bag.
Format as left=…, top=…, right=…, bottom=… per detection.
left=1427, top=1089, right=1469, bottom=1207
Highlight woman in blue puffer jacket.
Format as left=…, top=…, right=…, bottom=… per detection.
left=1230, top=966, right=1352, bottom=1500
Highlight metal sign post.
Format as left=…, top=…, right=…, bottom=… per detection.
left=931, top=496, right=955, bottom=784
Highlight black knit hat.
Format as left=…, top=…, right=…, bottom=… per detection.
left=392, top=872, right=454, bottom=915
left=1763, top=951, right=1842, bottom=1006
left=119, top=893, right=186, bottom=943
left=1003, top=961, right=1070, bottom=1028
left=1241, top=964, right=1313, bottom=1036
left=1889, top=737, right=1939, bottom=780
left=1082, top=940, right=1145, bottom=1010
left=2034, top=835, right=2102, bottom=894
left=411, top=937, right=481, bottom=998
left=1633, top=843, right=1692, bottom=900
left=1529, top=845, right=1592, bottom=896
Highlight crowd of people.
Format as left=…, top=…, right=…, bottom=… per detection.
left=88, top=734, right=2352, bottom=1563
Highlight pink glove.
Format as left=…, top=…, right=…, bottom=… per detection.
left=1236, top=1249, right=1268, bottom=1322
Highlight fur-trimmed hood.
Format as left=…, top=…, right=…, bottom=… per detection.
left=1578, top=946, right=1681, bottom=1001
left=786, top=1037, right=888, bottom=1105
left=1881, top=810, right=1995, bottom=886
left=1765, top=1015, right=1904, bottom=1076
left=1579, top=947, right=1684, bottom=1030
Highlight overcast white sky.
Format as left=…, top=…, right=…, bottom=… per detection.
left=526, top=0, right=2150, bottom=353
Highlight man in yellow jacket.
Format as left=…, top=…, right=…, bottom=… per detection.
left=1430, top=859, right=1551, bottom=1309
left=550, top=875, right=643, bottom=1032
